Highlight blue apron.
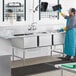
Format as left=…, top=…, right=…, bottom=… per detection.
left=64, top=19, right=76, bottom=56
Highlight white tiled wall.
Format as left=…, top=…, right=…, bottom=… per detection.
left=60, top=0, right=76, bottom=11
left=0, top=0, right=2, bottom=22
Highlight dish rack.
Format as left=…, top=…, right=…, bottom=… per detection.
left=4, top=2, right=24, bottom=20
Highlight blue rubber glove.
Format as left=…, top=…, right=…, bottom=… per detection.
left=58, top=8, right=61, bottom=12
left=59, top=29, right=64, bottom=32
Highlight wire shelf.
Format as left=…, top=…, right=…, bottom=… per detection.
left=41, top=4, right=58, bottom=19
left=4, top=4, right=24, bottom=20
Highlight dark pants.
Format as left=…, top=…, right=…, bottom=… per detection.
left=65, top=55, right=71, bottom=60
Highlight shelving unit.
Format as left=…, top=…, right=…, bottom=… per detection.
left=3, top=0, right=26, bottom=21
left=39, top=0, right=59, bottom=20
left=4, top=3, right=24, bottom=21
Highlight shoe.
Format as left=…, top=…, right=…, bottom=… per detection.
left=58, top=55, right=71, bottom=61
left=64, top=55, right=71, bottom=61
left=71, top=56, right=76, bottom=61
left=61, top=55, right=71, bottom=61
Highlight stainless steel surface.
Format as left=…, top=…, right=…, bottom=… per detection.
left=39, top=34, right=52, bottom=46
left=11, top=36, right=37, bottom=48
left=53, top=32, right=65, bottom=45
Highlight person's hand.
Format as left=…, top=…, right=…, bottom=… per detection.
left=59, top=28, right=64, bottom=32
left=58, top=8, right=61, bottom=13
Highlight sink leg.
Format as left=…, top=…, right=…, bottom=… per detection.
left=12, top=47, right=14, bottom=61
left=23, top=49, right=25, bottom=66
left=62, top=45, right=64, bottom=57
left=50, top=46, right=52, bottom=56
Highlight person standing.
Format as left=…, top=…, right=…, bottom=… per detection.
left=58, top=8, right=76, bottom=61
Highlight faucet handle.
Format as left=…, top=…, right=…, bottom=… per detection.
left=28, top=22, right=37, bottom=31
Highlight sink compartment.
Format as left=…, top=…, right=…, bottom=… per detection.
left=11, top=36, right=37, bottom=48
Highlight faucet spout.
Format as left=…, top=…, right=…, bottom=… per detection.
left=28, top=22, right=37, bottom=31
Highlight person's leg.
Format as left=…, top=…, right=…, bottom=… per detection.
left=60, top=55, right=71, bottom=61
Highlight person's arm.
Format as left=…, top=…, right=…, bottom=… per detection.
left=62, top=17, right=76, bottom=31
left=58, top=9, right=69, bottom=19
left=60, top=12, right=66, bottom=17
left=58, top=9, right=66, bottom=18
left=59, top=17, right=76, bottom=32
left=60, top=12, right=70, bottom=19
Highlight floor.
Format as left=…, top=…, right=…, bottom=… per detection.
left=11, top=55, right=76, bottom=76
left=11, top=55, right=61, bottom=68
left=30, top=70, right=75, bottom=76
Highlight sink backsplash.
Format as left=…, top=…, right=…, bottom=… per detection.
left=0, top=29, right=14, bottom=37
left=0, top=23, right=65, bottom=36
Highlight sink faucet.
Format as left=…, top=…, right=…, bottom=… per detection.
left=28, top=22, right=37, bottom=31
